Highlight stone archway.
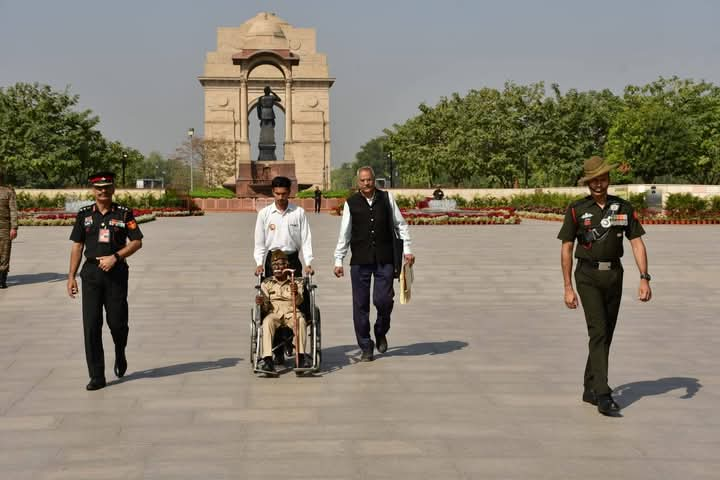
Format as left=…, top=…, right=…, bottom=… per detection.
left=199, top=12, right=334, bottom=197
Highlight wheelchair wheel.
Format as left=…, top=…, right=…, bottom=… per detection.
left=250, top=306, right=260, bottom=368
left=313, top=306, right=322, bottom=370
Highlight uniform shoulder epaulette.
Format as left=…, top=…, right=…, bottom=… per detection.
left=115, top=204, right=128, bottom=211
left=261, top=277, right=274, bottom=286
left=78, top=205, right=93, bottom=212
left=569, top=196, right=592, bottom=208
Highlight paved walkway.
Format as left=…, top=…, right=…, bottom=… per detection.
left=1, top=213, right=718, bottom=479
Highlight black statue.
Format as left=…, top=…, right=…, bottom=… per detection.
left=257, top=86, right=282, bottom=161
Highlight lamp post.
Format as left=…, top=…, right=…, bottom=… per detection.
left=386, top=151, right=394, bottom=188
left=121, top=152, right=128, bottom=187
left=187, top=128, right=194, bottom=192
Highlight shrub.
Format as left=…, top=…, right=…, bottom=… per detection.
left=448, top=194, right=467, bottom=208
left=628, top=192, right=648, bottom=211
left=665, top=193, right=707, bottom=215
left=393, top=194, right=426, bottom=209
left=709, top=196, right=720, bottom=212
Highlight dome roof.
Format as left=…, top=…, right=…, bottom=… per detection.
left=244, top=12, right=289, bottom=49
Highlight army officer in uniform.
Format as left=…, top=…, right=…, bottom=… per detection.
left=67, top=172, right=143, bottom=391
left=558, top=156, right=652, bottom=416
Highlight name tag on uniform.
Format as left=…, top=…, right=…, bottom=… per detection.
left=110, top=219, right=125, bottom=228
left=84, top=217, right=93, bottom=227
left=98, top=228, right=110, bottom=243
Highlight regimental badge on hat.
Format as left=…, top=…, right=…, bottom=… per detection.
left=88, top=172, right=115, bottom=187
left=270, top=249, right=288, bottom=263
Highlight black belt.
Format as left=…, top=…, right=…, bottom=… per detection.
left=579, top=259, right=621, bottom=271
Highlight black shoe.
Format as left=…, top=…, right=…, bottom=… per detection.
left=597, top=394, right=621, bottom=416
left=360, top=343, right=374, bottom=362
left=86, top=378, right=107, bottom=391
left=376, top=334, right=388, bottom=354
left=299, top=354, right=313, bottom=369
left=273, top=350, right=285, bottom=366
left=582, top=389, right=597, bottom=406
left=0, top=271, right=7, bottom=289
left=114, top=350, right=127, bottom=378
left=258, top=357, right=276, bottom=374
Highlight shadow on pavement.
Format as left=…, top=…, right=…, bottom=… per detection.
left=111, top=357, right=241, bottom=384
left=613, top=376, right=702, bottom=409
left=5, top=272, right=66, bottom=286
left=321, top=340, right=468, bottom=374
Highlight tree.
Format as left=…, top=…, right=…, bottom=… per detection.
left=1, top=83, right=99, bottom=186
left=606, top=77, right=720, bottom=183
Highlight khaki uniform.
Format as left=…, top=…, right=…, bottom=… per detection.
left=259, top=276, right=306, bottom=357
left=557, top=195, right=645, bottom=396
left=0, top=185, right=18, bottom=273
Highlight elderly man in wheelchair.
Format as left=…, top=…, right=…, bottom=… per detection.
left=255, top=250, right=313, bottom=375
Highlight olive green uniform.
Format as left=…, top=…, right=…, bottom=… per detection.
left=557, top=195, right=645, bottom=396
left=0, top=185, right=18, bottom=274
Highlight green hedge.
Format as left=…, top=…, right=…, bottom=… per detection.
left=189, top=187, right=235, bottom=199
left=16, top=191, right=185, bottom=209
left=296, top=189, right=351, bottom=199
left=711, top=196, right=720, bottom=212
left=665, top=193, right=708, bottom=214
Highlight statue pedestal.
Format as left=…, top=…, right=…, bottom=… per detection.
left=235, top=161, right=297, bottom=198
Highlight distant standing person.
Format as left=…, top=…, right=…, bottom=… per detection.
left=313, top=186, right=322, bottom=214
left=254, top=176, right=314, bottom=278
left=432, top=186, right=445, bottom=200
left=333, top=166, right=415, bottom=361
left=0, top=173, right=18, bottom=289
left=558, top=156, right=652, bottom=416
left=67, top=172, right=144, bottom=391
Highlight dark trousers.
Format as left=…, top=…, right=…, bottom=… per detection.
left=575, top=262, right=623, bottom=396
left=263, top=251, right=302, bottom=279
left=80, top=261, right=129, bottom=380
left=314, top=198, right=321, bottom=213
left=350, top=263, right=395, bottom=351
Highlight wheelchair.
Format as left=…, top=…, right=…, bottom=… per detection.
left=250, top=273, right=321, bottom=376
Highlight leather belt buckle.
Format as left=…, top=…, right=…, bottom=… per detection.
left=596, top=261, right=612, bottom=271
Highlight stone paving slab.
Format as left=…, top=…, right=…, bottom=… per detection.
left=1, top=213, right=718, bottom=479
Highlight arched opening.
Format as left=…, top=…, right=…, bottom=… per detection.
left=246, top=62, right=287, bottom=161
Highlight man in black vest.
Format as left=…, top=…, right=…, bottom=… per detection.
left=333, top=166, right=415, bottom=361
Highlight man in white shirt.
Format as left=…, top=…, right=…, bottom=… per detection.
left=254, top=176, right=314, bottom=278
left=333, top=166, right=415, bottom=361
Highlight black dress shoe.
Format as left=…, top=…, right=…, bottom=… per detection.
left=114, top=350, right=127, bottom=378
left=86, top=378, right=107, bottom=391
left=597, top=394, right=621, bottom=416
left=299, top=354, right=313, bottom=369
left=258, top=357, right=276, bottom=374
left=376, top=335, right=388, bottom=354
left=360, top=344, right=374, bottom=362
left=273, top=350, right=285, bottom=366
left=582, top=389, right=597, bottom=406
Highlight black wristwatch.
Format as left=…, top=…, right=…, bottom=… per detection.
left=114, top=253, right=122, bottom=262
left=640, top=273, right=651, bottom=281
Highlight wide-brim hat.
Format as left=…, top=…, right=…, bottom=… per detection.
left=88, top=172, right=115, bottom=187
left=577, top=156, right=615, bottom=186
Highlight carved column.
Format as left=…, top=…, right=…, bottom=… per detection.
left=284, top=78, right=293, bottom=143
left=240, top=78, right=248, bottom=142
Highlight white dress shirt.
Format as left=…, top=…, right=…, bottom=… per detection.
left=333, top=191, right=412, bottom=267
left=254, top=202, right=313, bottom=267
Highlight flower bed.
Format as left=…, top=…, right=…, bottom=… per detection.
left=403, top=207, right=520, bottom=225
left=19, top=209, right=157, bottom=226
left=151, top=207, right=204, bottom=217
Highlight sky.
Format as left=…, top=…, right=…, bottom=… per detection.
left=1, top=0, right=719, bottom=167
